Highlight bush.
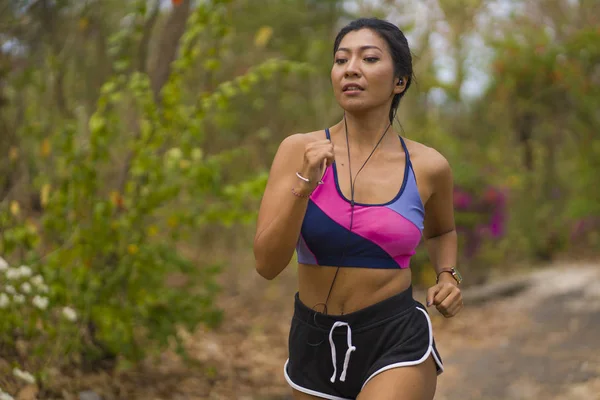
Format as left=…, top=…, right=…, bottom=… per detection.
left=0, top=0, right=311, bottom=381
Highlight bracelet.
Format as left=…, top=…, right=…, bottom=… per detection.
left=296, top=172, right=324, bottom=185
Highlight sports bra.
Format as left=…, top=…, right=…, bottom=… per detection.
left=295, top=128, right=425, bottom=269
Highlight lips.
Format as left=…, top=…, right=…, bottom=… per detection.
left=342, top=83, right=364, bottom=92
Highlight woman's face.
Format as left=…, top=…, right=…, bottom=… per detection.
left=331, top=28, right=405, bottom=114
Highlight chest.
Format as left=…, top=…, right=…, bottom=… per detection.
left=332, top=150, right=408, bottom=205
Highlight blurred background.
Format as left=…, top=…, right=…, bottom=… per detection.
left=1, top=0, right=599, bottom=399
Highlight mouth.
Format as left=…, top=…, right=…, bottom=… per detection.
left=342, top=83, right=364, bottom=92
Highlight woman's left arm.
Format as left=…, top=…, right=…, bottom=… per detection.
left=422, top=151, right=463, bottom=318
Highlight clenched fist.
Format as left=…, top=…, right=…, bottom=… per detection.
left=294, top=139, right=335, bottom=196
left=426, top=279, right=463, bottom=318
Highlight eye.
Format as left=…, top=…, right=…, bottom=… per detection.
left=335, top=58, right=347, bottom=65
left=364, top=57, right=380, bottom=63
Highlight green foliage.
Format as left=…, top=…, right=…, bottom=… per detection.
left=483, top=24, right=600, bottom=257
left=0, top=0, right=312, bottom=373
left=1, top=3, right=599, bottom=392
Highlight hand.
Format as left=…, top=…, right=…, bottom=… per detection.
left=426, top=277, right=463, bottom=318
left=296, top=139, right=335, bottom=194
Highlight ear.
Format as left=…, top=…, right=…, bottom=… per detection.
left=394, top=75, right=408, bottom=95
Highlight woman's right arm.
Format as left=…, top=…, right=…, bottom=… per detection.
left=253, top=134, right=333, bottom=280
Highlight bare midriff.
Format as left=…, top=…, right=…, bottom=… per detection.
left=297, top=264, right=412, bottom=315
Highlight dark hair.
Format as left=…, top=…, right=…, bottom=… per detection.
left=333, top=18, right=413, bottom=124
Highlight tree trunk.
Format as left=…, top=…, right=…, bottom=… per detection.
left=149, top=0, right=193, bottom=102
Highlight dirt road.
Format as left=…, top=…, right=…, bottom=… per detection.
left=433, top=264, right=600, bottom=400
left=79, top=262, right=600, bottom=400
left=186, top=263, right=600, bottom=400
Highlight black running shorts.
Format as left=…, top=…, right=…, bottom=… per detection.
left=284, top=286, right=444, bottom=399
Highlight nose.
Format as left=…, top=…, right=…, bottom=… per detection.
left=344, top=56, right=361, bottom=78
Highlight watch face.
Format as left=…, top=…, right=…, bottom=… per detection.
left=452, top=268, right=463, bottom=283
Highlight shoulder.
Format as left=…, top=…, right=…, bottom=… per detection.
left=270, top=130, right=327, bottom=171
left=402, top=138, right=452, bottom=185
left=277, top=130, right=327, bottom=152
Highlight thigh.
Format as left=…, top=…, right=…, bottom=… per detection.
left=357, top=355, right=437, bottom=400
left=292, top=389, right=324, bottom=400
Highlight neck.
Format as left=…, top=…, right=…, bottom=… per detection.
left=337, top=108, right=394, bottom=149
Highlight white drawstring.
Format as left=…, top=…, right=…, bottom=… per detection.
left=328, top=321, right=357, bottom=383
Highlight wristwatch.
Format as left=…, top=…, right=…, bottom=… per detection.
left=436, top=267, right=463, bottom=285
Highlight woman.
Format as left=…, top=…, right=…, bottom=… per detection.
left=253, top=17, right=463, bottom=400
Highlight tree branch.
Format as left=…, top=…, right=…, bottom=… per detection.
left=149, top=0, right=192, bottom=102
left=137, top=0, right=161, bottom=73
left=117, top=0, right=192, bottom=194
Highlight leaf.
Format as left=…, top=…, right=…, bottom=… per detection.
left=191, top=148, right=203, bottom=161
left=147, top=225, right=158, bottom=237
left=10, top=201, right=20, bottom=217
left=109, top=191, right=125, bottom=210
left=254, top=26, right=273, bottom=48
left=203, top=59, right=220, bottom=71
left=40, top=138, right=51, bottom=157
left=89, top=113, right=106, bottom=134
left=40, top=184, right=51, bottom=207
left=127, top=244, right=139, bottom=255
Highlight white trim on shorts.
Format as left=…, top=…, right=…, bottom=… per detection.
left=283, top=306, right=444, bottom=398
left=284, top=359, right=352, bottom=400
left=360, top=307, right=444, bottom=390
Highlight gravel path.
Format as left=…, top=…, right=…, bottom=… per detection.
left=60, top=262, right=599, bottom=399
left=434, top=264, right=600, bottom=400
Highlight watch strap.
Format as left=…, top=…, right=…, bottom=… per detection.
left=436, top=268, right=461, bottom=284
